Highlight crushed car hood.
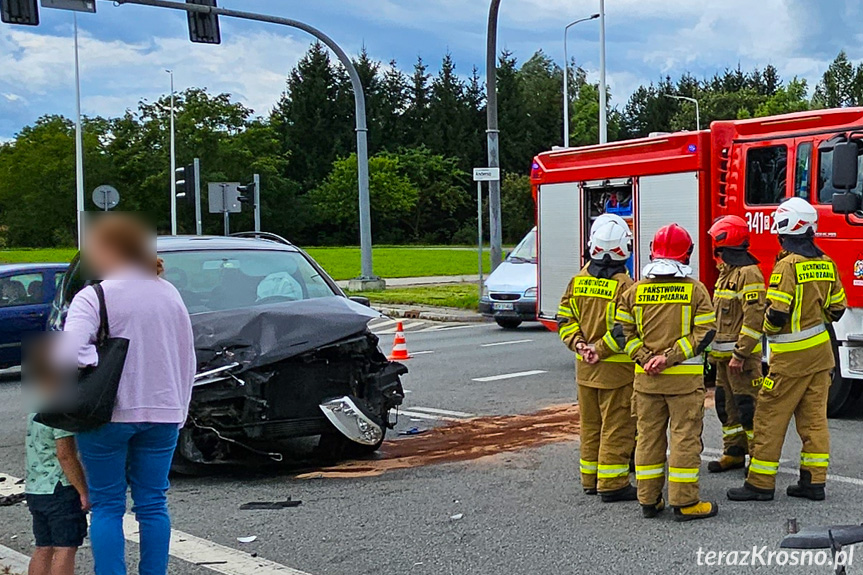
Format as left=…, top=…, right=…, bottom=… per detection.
left=191, top=297, right=382, bottom=371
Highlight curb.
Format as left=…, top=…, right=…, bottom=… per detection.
left=373, top=306, right=488, bottom=324
left=0, top=544, right=29, bottom=574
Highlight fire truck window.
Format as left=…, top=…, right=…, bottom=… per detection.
left=746, top=145, right=788, bottom=205
left=818, top=147, right=863, bottom=204
left=794, top=143, right=812, bottom=200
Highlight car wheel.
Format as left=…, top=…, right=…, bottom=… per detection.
left=495, top=318, right=522, bottom=329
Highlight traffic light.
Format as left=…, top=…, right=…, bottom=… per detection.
left=174, top=164, right=196, bottom=204
left=236, top=182, right=256, bottom=205
left=1, top=0, right=39, bottom=25
left=186, top=0, right=220, bottom=44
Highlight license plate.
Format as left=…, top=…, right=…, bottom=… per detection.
left=493, top=302, right=514, bottom=311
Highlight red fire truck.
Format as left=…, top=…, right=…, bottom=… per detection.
left=531, top=108, right=863, bottom=415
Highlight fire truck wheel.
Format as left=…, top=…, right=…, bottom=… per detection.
left=495, top=318, right=523, bottom=329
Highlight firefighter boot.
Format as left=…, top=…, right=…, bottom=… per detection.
left=601, top=484, right=638, bottom=503
left=641, top=497, right=666, bottom=519
left=673, top=501, right=719, bottom=522
left=786, top=470, right=826, bottom=501
left=708, top=446, right=746, bottom=473
left=726, top=482, right=774, bottom=502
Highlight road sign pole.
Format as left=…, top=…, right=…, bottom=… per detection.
left=253, top=173, right=261, bottom=232
left=221, top=183, right=229, bottom=236
left=193, top=158, right=202, bottom=235
left=477, top=181, right=483, bottom=299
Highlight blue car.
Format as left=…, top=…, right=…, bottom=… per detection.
left=0, top=263, right=68, bottom=369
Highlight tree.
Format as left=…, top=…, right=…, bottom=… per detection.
left=426, top=53, right=468, bottom=162
left=309, top=153, right=418, bottom=245
left=404, top=56, right=432, bottom=147
left=755, top=78, right=810, bottom=117
left=814, top=51, right=863, bottom=108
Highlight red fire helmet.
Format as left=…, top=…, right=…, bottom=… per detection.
left=707, top=215, right=750, bottom=249
left=650, top=223, right=694, bottom=264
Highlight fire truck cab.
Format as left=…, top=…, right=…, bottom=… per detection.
left=532, top=108, right=863, bottom=416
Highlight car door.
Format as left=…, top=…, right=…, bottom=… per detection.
left=0, top=271, right=49, bottom=368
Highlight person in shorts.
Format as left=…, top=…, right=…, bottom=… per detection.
left=25, top=412, right=89, bottom=575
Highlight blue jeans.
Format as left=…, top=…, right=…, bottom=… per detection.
left=76, top=423, right=179, bottom=575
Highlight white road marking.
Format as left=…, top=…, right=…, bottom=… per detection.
left=410, top=350, right=435, bottom=356
left=122, top=516, right=311, bottom=575
left=375, top=319, right=426, bottom=334
left=421, top=323, right=491, bottom=333
left=0, top=472, right=24, bottom=497
left=410, top=406, right=475, bottom=418
left=1, top=472, right=313, bottom=575
left=0, top=544, right=29, bottom=573
left=472, top=370, right=547, bottom=382
left=701, top=448, right=863, bottom=487
left=397, top=409, right=462, bottom=422
left=481, top=339, right=533, bottom=347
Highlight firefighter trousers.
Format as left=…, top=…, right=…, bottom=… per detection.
left=578, top=383, right=636, bottom=493
left=746, top=369, right=831, bottom=491
left=714, top=359, right=760, bottom=456
left=633, top=388, right=705, bottom=508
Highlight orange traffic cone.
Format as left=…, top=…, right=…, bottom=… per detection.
left=388, top=321, right=412, bottom=360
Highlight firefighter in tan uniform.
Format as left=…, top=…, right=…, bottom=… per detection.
left=705, top=216, right=765, bottom=472
left=728, top=198, right=846, bottom=502
left=558, top=215, right=637, bottom=502
left=617, top=224, right=719, bottom=521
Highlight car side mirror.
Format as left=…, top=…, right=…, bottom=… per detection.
left=832, top=141, right=859, bottom=189
left=833, top=192, right=862, bottom=214
left=349, top=295, right=371, bottom=307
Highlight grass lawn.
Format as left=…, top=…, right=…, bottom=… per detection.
left=349, top=284, right=480, bottom=310
left=0, top=246, right=500, bottom=281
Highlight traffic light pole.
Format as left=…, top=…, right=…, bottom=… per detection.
left=486, top=0, right=503, bottom=273
left=112, top=0, right=382, bottom=287
left=193, top=158, right=202, bottom=235
left=253, top=173, right=260, bottom=233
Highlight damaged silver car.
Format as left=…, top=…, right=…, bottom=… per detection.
left=50, top=233, right=407, bottom=470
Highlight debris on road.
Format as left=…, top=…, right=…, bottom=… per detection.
left=450, top=513, right=464, bottom=521
left=398, top=427, right=427, bottom=436
left=236, top=536, right=257, bottom=544
left=295, top=403, right=582, bottom=479
left=240, top=499, right=301, bottom=510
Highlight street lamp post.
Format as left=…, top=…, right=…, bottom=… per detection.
left=664, top=94, right=701, bottom=131
left=114, top=0, right=382, bottom=286
left=167, top=69, right=176, bottom=235
left=486, top=0, right=503, bottom=272
left=73, top=13, right=84, bottom=248
left=598, top=0, right=608, bottom=144
left=563, top=13, right=599, bottom=148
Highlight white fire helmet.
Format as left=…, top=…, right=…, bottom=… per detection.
left=773, top=197, right=818, bottom=236
left=589, top=214, right=633, bottom=262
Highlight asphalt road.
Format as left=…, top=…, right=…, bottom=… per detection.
left=3, top=321, right=863, bottom=574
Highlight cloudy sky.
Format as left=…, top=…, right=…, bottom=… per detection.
left=1, top=0, right=862, bottom=140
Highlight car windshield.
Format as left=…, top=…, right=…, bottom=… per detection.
left=507, top=228, right=537, bottom=263
left=159, top=249, right=338, bottom=314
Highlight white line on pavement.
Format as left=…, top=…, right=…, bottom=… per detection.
left=1, top=472, right=313, bottom=575
left=472, top=370, right=547, bottom=382
left=481, top=339, right=533, bottom=347
left=421, top=323, right=491, bottom=333
left=410, top=350, right=435, bottom=356
left=409, top=406, right=475, bottom=418
left=701, top=448, right=863, bottom=487
left=0, top=544, right=29, bottom=573
left=397, top=409, right=463, bottom=422
left=0, top=472, right=24, bottom=497
left=122, top=515, right=310, bottom=575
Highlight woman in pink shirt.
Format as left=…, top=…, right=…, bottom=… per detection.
left=64, top=214, right=195, bottom=575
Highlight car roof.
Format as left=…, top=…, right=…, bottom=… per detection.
left=156, top=235, right=300, bottom=253
left=0, top=263, right=69, bottom=274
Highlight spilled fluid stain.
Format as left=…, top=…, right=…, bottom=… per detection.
left=296, top=391, right=717, bottom=480
left=295, top=404, right=581, bottom=479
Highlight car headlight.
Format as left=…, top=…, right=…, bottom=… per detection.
left=524, top=287, right=537, bottom=298
left=482, top=286, right=489, bottom=298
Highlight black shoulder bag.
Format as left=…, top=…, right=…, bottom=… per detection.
left=37, top=283, right=130, bottom=433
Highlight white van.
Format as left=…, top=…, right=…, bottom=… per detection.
left=479, top=227, right=537, bottom=329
